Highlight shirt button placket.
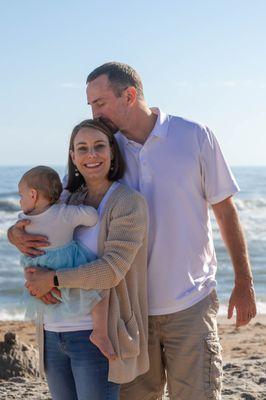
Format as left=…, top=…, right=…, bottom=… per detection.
left=139, top=146, right=151, bottom=191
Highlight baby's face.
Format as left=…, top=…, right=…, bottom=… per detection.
left=18, top=181, right=36, bottom=214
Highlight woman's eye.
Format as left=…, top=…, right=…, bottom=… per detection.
left=77, top=147, right=87, bottom=152
left=95, top=144, right=105, bottom=150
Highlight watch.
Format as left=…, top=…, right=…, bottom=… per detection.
left=53, top=274, right=59, bottom=287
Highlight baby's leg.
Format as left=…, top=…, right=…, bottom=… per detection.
left=90, top=290, right=117, bottom=360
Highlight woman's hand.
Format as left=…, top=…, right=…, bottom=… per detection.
left=40, top=288, right=62, bottom=304
left=8, top=220, right=49, bottom=256
left=25, top=267, right=55, bottom=298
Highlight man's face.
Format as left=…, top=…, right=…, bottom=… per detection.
left=86, top=74, right=128, bottom=133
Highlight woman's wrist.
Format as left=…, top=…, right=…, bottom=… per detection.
left=48, top=271, right=56, bottom=289
left=53, top=273, right=59, bottom=287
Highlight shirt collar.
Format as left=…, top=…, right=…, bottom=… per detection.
left=116, top=107, right=169, bottom=145
left=148, top=107, right=169, bottom=140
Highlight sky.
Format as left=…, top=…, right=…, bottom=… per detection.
left=0, top=0, right=266, bottom=166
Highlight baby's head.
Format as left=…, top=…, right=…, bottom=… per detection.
left=18, top=166, right=63, bottom=214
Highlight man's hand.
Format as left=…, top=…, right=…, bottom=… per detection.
left=40, top=288, right=62, bottom=304
left=25, top=267, right=54, bottom=297
left=212, top=197, right=257, bottom=328
left=228, top=279, right=257, bottom=328
left=8, top=220, right=49, bottom=256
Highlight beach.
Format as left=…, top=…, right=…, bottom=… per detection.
left=1, top=166, right=265, bottom=399
left=0, top=316, right=265, bottom=400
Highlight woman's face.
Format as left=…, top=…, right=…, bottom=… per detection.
left=70, top=127, right=113, bottom=185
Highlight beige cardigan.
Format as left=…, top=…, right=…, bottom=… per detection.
left=36, top=184, right=149, bottom=384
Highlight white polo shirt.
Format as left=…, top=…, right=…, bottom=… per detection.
left=115, top=108, right=239, bottom=315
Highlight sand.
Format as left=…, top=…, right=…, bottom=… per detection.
left=0, top=317, right=265, bottom=400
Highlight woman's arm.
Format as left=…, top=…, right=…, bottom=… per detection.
left=25, top=191, right=148, bottom=297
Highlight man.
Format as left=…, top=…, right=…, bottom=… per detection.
left=9, top=62, right=256, bottom=400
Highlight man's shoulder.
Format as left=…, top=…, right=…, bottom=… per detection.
left=167, top=113, right=205, bottom=132
left=166, top=113, right=213, bottom=145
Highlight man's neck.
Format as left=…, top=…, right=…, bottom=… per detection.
left=120, top=105, right=158, bottom=145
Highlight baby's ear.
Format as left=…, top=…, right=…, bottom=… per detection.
left=30, top=188, right=38, bottom=201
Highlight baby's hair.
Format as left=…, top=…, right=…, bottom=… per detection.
left=20, top=166, right=63, bottom=204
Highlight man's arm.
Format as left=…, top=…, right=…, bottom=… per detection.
left=212, top=196, right=256, bottom=327
left=8, top=220, right=49, bottom=256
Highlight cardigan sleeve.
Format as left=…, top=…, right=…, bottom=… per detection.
left=56, top=191, right=148, bottom=290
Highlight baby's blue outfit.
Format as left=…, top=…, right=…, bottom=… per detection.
left=19, top=202, right=101, bottom=323
left=22, top=240, right=102, bottom=322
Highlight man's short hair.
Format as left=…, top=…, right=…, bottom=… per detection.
left=86, top=62, right=144, bottom=99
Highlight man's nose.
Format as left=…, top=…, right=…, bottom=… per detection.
left=91, top=105, right=101, bottom=119
left=93, top=111, right=102, bottom=119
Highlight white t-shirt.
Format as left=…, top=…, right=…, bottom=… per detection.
left=116, top=108, right=239, bottom=315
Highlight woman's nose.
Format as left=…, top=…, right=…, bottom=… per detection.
left=87, top=147, right=97, bottom=157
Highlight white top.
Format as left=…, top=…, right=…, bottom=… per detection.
left=44, top=182, right=120, bottom=332
left=116, top=108, right=240, bottom=315
left=74, top=182, right=120, bottom=250
left=19, top=203, right=98, bottom=249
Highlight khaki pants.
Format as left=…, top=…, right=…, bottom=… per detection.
left=120, top=291, right=222, bottom=400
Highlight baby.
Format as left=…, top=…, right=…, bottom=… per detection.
left=18, top=165, right=115, bottom=360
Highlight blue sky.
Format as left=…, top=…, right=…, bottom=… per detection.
left=1, top=1, right=265, bottom=166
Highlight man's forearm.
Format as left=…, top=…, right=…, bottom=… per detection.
left=213, top=197, right=256, bottom=325
left=212, top=198, right=253, bottom=284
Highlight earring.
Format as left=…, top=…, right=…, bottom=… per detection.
left=75, top=167, right=80, bottom=177
left=110, top=160, right=114, bottom=171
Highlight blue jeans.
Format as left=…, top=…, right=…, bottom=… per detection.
left=44, top=330, right=120, bottom=400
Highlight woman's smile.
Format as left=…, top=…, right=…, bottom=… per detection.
left=84, top=162, right=102, bottom=169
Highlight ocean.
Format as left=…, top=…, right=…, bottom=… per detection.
left=0, top=166, right=265, bottom=320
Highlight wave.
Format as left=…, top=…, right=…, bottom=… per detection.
left=218, top=301, right=266, bottom=316
left=235, top=198, right=266, bottom=210
left=2, top=197, right=266, bottom=213
left=0, top=191, right=19, bottom=198
left=0, top=308, right=25, bottom=321
left=0, top=199, right=20, bottom=212
left=1, top=302, right=266, bottom=321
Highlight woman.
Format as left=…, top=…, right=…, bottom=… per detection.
left=22, top=119, right=149, bottom=399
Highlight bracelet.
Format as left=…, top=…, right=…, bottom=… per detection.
left=53, top=274, right=59, bottom=287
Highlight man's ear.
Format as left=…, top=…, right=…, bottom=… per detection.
left=124, top=86, right=137, bottom=106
